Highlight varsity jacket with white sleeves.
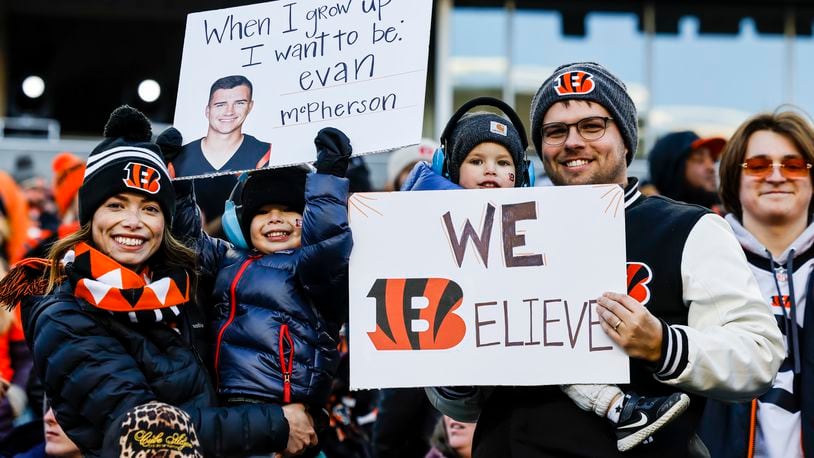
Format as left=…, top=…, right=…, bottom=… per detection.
left=699, top=216, right=814, bottom=458
left=427, top=178, right=785, bottom=458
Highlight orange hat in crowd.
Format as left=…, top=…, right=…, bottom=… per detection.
left=0, top=171, right=30, bottom=263
left=52, top=152, right=86, bottom=217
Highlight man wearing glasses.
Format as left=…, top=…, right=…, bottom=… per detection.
left=427, top=62, right=784, bottom=457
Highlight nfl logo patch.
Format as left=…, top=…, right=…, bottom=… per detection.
left=775, top=266, right=788, bottom=283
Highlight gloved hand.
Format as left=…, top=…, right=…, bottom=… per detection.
left=171, top=177, right=194, bottom=199
left=156, top=127, right=192, bottom=196
left=156, top=127, right=183, bottom=166
left=314, top=127, right=352, bottom=177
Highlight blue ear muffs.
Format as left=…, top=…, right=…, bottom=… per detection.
left=431, top=147, right=447, bottom=177
left=222, top=173, right=250, bottom=249
left=439, top=96, right=534, bottom=187
left=524, top=160, right=536, bottom=187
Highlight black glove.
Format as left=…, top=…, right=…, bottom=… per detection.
left=156, top=127, right=192, bottom=196
left=171, top=176, right=194, bottom=199
left=314, top=127, right=352, bottom=177
left=156, top=127, right=183, bottom=165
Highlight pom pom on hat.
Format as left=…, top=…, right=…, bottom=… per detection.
left=103, top=105, right=152, bottom=141
left=78, top=106, right=175, bottom=225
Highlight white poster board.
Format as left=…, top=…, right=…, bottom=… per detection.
left=348, top=185, right=630, bottom=389
left=173, top=0, right=432, bottom=178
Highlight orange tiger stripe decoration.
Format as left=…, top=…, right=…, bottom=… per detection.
left=554, top=71, right=595, bottom=96
left=71, top=242, right=189, bottom=314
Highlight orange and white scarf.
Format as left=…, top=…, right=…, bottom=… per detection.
left=66, top=242, right=190, bottom=323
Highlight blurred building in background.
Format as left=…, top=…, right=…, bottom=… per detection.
left=1, top=0, right=814, bottom=186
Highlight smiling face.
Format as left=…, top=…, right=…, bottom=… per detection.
left=457, top=142, right=517, bottom=189
left=444, top=415, right=475, bottom=458
left=205, top=85, right=253, bottom=136
left=91, top=193, right=164, bottom=272
left=541, top=100, right=627, bottom=186
left=740, top=130, right=813, bottom=228
left=249, top=204, right=303, bottom=254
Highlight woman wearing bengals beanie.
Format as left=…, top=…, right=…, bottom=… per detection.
left=1, top=106, right=307, bottom=457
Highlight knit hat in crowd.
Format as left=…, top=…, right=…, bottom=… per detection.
left=530, top=62, right=638, bottom=164
left=446, top=112, right=526, bottom=186
left=238, top=166, right=309, bottom=246
left=52, top=152, right=85, bottom=217
left=105, top=401, right=203, bottom=457
left=78, top=106, right=175, bottom=225
left=387, top=139, right=437, bottom=190
left=12, top=155, right=36, bottom=186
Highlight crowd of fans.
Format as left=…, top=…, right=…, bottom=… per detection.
left=0, top=60, right=810, bottom=458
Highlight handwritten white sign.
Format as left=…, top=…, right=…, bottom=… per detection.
left=348, top=185, right=630, bottom=389
left=173, top=0, right=432, bottom=178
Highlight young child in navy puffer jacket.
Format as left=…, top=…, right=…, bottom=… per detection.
left=175, top=128, right=353, bottom=441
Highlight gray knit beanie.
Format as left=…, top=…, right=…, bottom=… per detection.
left=447, top=112, right=526, bottom=186
left=529, top=62, right=637, bottom=164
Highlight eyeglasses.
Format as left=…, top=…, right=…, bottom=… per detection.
left=541, top=117, right=614, bottom=146
left=740, top=156, right=812, bottom=178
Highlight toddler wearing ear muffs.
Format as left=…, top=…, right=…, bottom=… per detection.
left=401, top=96, right=533, bottom=192
left=169, top=127, right=353, bottom=457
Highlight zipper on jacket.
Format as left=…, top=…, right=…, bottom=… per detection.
left=214, top=255, right=259, bottom=388
left=747, top=399, right=757, bottom=458
left=278, top=323, right=294, bottom=403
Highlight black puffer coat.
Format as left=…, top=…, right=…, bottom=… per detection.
left=21, top=284, right=290, bottom=457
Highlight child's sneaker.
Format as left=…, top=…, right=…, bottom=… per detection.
left=615, top=392, right=690, bottom=452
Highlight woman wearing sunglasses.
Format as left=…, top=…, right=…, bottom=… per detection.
left=699, top=110, right=814, bottom=458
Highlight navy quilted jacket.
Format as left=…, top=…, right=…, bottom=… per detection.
left=400, top=161, right=461, bottom=192
left=181, top=173, right=351, bottom=406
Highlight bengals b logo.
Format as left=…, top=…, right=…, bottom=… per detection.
left=771, top=295, right=790, bottom=309
left=554, top=71, right=595, bottom=96
left=123, top=162, right=161, bottom=194
left=367, top=278, right=466, bottom=350
left=627, top=262, right=653, bottom=305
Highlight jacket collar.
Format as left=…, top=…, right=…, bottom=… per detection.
left=624, top=177, right=641, bottom=208
left=725, top=213, right=814, bottom=263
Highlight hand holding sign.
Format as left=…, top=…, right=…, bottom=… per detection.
left=597, top=292, right=664, bottom=363
left=315, top=127, right=352, bottom=177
